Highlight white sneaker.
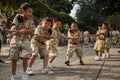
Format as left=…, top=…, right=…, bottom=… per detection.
left=95, top=56, right=100, bottom=61
left=102, top=53, right=106, bottom=59
left=41, top=68, right=54, bottom=74
left=26, top=67, right=34, bottom=75
left=47, top=69, right=54, bottom=74
left=22, top=73, right=28, bottom=80
left=11, top=75, right=16, bottom=80
left=105, top=53, right=110, bottom=58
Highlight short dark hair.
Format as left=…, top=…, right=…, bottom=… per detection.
left=102, top=22, right=108, bottom=27
left=42, top=17, right=52, bottom=22
left=53, top=16, right=61, bottom=22
left=20, top=2, right=33, bottom=10
left=98, top=24, right=102, bottom=27
left=71, top=22, right=78, bottom=25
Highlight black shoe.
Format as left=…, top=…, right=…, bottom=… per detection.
left=80, top=60, right=84, bottom=65
left=0, top=59, right=5, bottom=63
left=64, top=60, right=70, bottom=66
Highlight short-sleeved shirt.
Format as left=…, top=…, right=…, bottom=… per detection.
left=68, top=29, right=81, bottom=44
left=96, top=29, right=106, bottom=40
left=31, top=25, right=50, bottom=44
left=112, top=31, right=119, bottom=37
left=49, top=27, right=63, bottom=45
left=83, top=31, right=89, bottom=37
left=10, top=14, right=35, bottom=46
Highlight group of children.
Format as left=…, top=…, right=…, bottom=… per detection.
left=8, top=2, right=84, bottom=80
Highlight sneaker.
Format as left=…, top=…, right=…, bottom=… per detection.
left=102, top=53, right=106, bottom=59
left=95, top=56, right=100, bottom=61
left=64, top=60, right=70, bottom=66
left=22, top=73, right=28, bottom=80
left=47, top=69, right=54, bottom=74
left=105, top=53, right=110, bottom=58
left=26, top=67, right=34, bottom=75
left=11, top=75, right=16, bottom=80
left=41, top=68, right=54, bottom=74
left=0, top=59, right=5, bottom=63
left=80, top=60, right=84, bottom=65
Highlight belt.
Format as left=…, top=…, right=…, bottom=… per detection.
left=69, top=42, right=78, bottom=44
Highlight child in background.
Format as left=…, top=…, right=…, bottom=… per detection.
left=94, top=24, right=106, bottom=60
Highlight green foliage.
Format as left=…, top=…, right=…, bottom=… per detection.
left=76, top=0, right=105, bottom=31
left=1, top=0, right=74, bottom=28
left=95, top=0, right=120, bottom=29
left=30, top=0, right=74, bottom=24
left=107, top=13, right=120, bottom=28
left=95, top=0, right=120, bottom=16
left=41, top=0, right=73, bottom=13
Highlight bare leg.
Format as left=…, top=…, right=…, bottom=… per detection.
left=49, top=56, right=56, bottom=63
left=43, top=54, right=48, bottom=68
left=95, top=50, right=99, bottom=56
left=28, top=55, right=37, bottom=68
left=11, top=60, right=17, bottom=75
left=22, top=58, right=28, bottom=72
left=66, top=55, right=70, bottom=61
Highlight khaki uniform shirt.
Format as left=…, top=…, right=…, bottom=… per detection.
left=49, top=27, right=63, bottom=45
left=68, top=29, right=81, bottom=45
left=31, top=25, right=50, bottom=47
left=10, top=14, right=35, bottom=47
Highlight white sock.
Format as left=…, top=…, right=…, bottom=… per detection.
left=12, top=75, right=16, bottom=77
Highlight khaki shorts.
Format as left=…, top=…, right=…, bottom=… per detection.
left=94, top=40, right=105, bottom=52
left=46, top=40, right=58, bottom=57
left=105, top=38, right=111, bottom=48
left=31, top=41, right=48, bottom=57
left=9, top=40, right=32, bottom=60
left=112, top=37, right=117, bottom=44
left=67, top=44, right=82, bottom=57
left=84, top=37, right=89, bottom=44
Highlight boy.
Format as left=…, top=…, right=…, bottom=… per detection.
left=65, top=22, right=84, bottom=66
left=26, top=17, right=54, bottom=75
left=83, top=30, right=90, bottom=48
left=9, top=3, right=35, bottom=80
left=46, top=17, right=67, bottom=69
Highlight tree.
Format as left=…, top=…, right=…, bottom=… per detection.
left=107, top=13, right=120, bottom=28
left=95, top=0, right=120, bottom=16
left=76, top=0, right=105, bottom=32
left=1, top=0, right=74, bottom=27
left=41, top=0, right=73, bottom=13
left=95, top=0, right=120, bottom=29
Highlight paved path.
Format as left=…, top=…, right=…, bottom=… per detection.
left=0, top=45, right=120, bottom=80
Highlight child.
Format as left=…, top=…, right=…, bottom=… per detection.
left=94, top=24, right=106, bottom=60
left=102, top=23, right=111, bottom=58
left=83, top=30, right=90, bottom=48
left=26, top=17, right=54, bottom=75
left=9, top=3, right=35, bottom=80
left=65, top=22, right=84, bottom=66
left=46, top=17, right=67, bottom=69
